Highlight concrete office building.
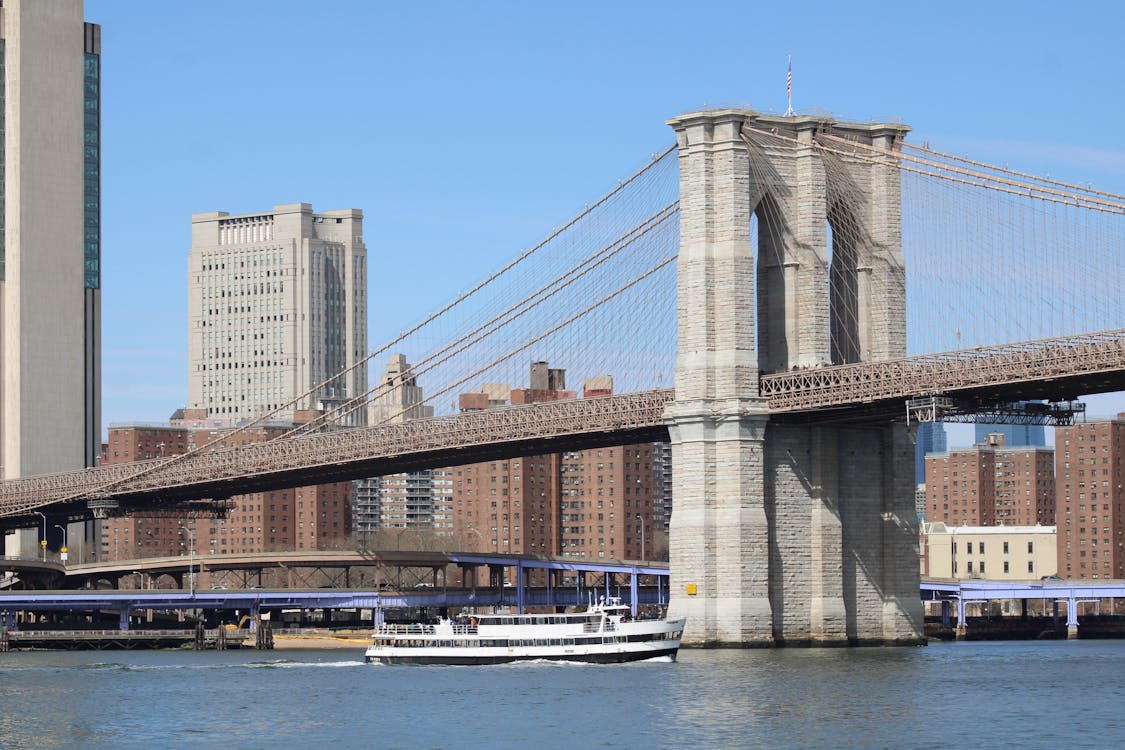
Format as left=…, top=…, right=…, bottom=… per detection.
left=187, top=203, right=367, bottom=425
left=0, top=1, right=101, bottom=556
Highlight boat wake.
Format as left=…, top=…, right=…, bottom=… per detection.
left=239, top=659, right=362, bottom=669
left=55, top=658, right=366, bottom=672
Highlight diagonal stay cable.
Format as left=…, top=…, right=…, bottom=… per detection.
left=294, top=202, right=681, bottom=434
left=34, top=146, right=678, bottom=513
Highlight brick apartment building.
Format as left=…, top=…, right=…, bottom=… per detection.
left=1055, top=415, right=1125, bottom=580
left=100, top=422, right=350, bottom=561
left=447, top=364, right=662, bottom=561
left=925, top=432, right=1055, bottom=527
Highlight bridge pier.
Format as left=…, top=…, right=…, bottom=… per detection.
left=665, top=108, right=922, bottom=647
left=1067, top=596, right=1080, bottom=639
left=665, top=401, right=773, bottom=645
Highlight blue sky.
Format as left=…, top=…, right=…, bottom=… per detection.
left=85, top=0, right=1125, bottom=443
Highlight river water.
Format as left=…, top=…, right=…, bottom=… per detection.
left=1, top=641, right=1122, bottom=749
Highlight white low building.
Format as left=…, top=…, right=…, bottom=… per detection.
left=921, top=522, right=1057, bottom=580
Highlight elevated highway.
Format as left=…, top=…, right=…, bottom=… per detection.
left=3, top=550, right=671, bottom=591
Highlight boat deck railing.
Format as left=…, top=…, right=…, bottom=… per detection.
left=377, top=623, right=437, bottom=635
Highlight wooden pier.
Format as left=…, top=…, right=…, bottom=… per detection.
left=0, top=623, right=274, bottom=651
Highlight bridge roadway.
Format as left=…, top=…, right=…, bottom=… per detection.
left=0, top=328, right=1121, bottom=526
left=760, top=329, right=1125, bottom=421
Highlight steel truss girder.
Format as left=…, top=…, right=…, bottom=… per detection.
left=0, top=390, right=676, bottom=518
left=906, top=396, right=1085, bottom=425
left=760, top=329, right=1125, bottom=412
left=1, top=329, right=1122, bottom=520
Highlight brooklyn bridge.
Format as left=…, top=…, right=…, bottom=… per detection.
left=2, top=108, right=1122, bottom=646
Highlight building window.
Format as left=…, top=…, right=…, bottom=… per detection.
left=1028, top=561, right=1034, bottom=574
left=1003, top=561, right=1009, bottom=573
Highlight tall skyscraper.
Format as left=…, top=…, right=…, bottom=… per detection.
left=187, top=203, right=367, bottom=425
left=914, top=422, right=947, bottom=485
left=0, top=1, right=101, bottom=556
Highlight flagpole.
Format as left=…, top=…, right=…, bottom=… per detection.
left=785, top=55, right=794, bottom=116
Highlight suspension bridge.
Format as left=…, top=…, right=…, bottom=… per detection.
left=1, top=107, right=1122, bottom=646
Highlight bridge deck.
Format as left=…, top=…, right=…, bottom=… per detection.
left=0, top=329, right=1121, bottom=521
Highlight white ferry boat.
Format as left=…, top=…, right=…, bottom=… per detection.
left=365, top=597, right=685, bottom=665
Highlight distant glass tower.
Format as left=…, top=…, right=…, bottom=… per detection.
left=915, top=422, right=947, bottom=484
left=974, top=420, right=1046, bottom=448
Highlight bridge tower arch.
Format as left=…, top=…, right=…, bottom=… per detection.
left=665, top=109, right=921, bottom=646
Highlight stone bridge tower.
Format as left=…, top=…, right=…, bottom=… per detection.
left=664, top=109, right=922, bottom=646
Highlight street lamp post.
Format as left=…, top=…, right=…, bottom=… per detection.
left=53, top=524, right=68, bottom=564
left=465, top=525, right=482, bottom=552
left=636, top=514, right=645, bottom=562
left=180, top=526, right=196, bottom=596
left=33, top=511, right=46, bottom=561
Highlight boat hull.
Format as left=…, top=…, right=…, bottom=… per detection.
left=365, top=646, right=679, bottom=665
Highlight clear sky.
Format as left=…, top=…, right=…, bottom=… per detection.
left=85, top=0, right=1125, bottom=444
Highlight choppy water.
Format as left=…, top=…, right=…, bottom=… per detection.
left=1, top=641, right=1122, bottom=749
